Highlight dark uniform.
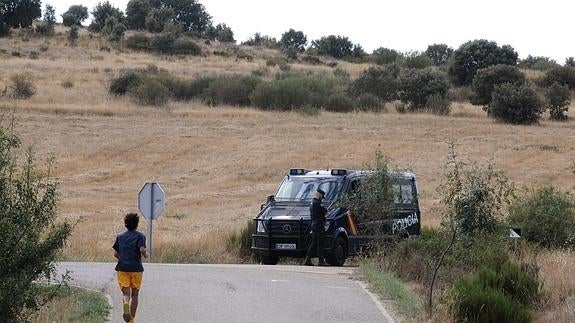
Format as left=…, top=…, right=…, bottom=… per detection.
left=305, top=191, right=328, bottom=266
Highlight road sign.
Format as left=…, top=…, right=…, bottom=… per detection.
left=138, top=182, right=166, bottom=259
left=139, top=183, right=165, bottom=220
left=509, top=228, right=522, bottom=238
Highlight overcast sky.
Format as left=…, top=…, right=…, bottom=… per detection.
left=48, top=0, right=573, bottom=63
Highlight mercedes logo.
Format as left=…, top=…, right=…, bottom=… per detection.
left=282, top=224, right=292, bottom=234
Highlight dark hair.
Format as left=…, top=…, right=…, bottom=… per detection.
left=124, top=213, right=139, bottom=230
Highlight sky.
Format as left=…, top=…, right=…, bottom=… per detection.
left=47, top=0, right=574, bottom=63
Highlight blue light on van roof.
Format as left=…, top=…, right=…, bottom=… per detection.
left=331, top=169, right=347, bottom=176
left=289, top=169, right=307, bottom=175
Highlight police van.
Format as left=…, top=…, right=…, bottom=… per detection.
left=251, top=169, right=421, bottom=266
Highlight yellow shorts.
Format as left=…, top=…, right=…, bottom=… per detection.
left=117, top=271, right=143, bottom=289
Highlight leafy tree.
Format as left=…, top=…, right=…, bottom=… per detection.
left=539, top=66, right=575, bottom=90
left=205, top=23, right=234, bottom=42
left=402, top=51, right=434, bottom=69
left=518, top=55, right=559, bottom=71
left=448, top=40, right=518, bottom=86
left=126, top=0, right=151, bottom=30
left=372, top=47, right=402, bottom=65
left=398, top=68, right=450, bottom=110
left=101, top=16, right=126, bottom=41
left=566, top=57, right=575, bottom=67
left=242, top=32, right=278, bottom=48
left=67, top=24, right=79, bottom=46
left=544, top=82, right=571, bottom=121
left=89, top=1, right=124, bottom=33
left=161, top=0, right=211, bottom=32
left=144, top=7, right=175, bottom=33
left=348, top=64, right=400, bottom=102
left=43, top=4, right=55, bottom=24
left=351, top=43, right=366, bottom=59
left=488, top=83, right=543, bottom=124
left=471, top=65, right=526, bottom=105
left=425, top=43, right=453, bottom=65
left=1, top=0, right=41, bottom=29
left=35, top=4, right=55, bottom=35
left=310, top=35, right=354, bottom=59
left=280, top=28, right=307, bottom=57
left=61, top=5, right=88, bottom=26
left=0, top=126, right=72, bottom=322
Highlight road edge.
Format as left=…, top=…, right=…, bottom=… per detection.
left=356, top=280, right=396, bottom=323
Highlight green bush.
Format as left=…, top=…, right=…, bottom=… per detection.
left=300, top=55, right=322, bottom=65
left=226, top=220, right=255, bottom=261
left=471, top=64, right=526, bottom=105
left=8, top=72, right=36, bottom=99
left=509, top=186, right=575, bottom=248
left=398, top=68, right=449, bottom=110
left=539, top=66, right=575, bottom=90
left=402, top=52, right=433, bottom=69
left=201, top=76, right=261, bottom=106
left=109, top=70, right=145, bottom=96
left=425, top=43, right=453, bottom=66
left=372, top=47, right=402, bottom=65
left=448, top=86, right=474, bottom=102
left=310, top=35, right=354, bottom=59
left=545, top=82, right=571, bottom=121
left=125, top=33, right=151, bottom=51
left=128, top=78, right=170, bottom=106
left=519, top=55, right=560, bottom=71
left=488, top=83, right=543, bottom=124
left=355, top=93, right=384, bottom=112
left=425, top=94, right=451, bottom=115
left=172, top=38, right=201, bottom=55
left=348, top=65, right=400, bottom=102
left=324, top=93, right=355, bottom=112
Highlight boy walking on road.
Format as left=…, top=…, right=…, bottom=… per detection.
left=113, top=213, right=148, bottom=323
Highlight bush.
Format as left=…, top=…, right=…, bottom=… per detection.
left=471, top=65, right=526, bottom=105
left=61, top=79, right=74, bottom=89
left=300, top=55, right=322, bottom=65
left=509, top=187, right=575, bottom=248
left=128, top=78, right=170, bottom=106
left=310, top=35, right=354, bottom=59
left=519, top=55, right=559, bottom=71
left=8, top=72, right=36, bottom=99
left=67, top=25, right=79, bottom=46
left=101, top=16, right=127, bottom=41
left=355, top=93, right=384, bottom=112
left=372, top=47, right=402, bottom=65
left=545, top=82, right=571, bottom=121
left=148, top=34, right=201, bottom=55
left=402, top=52, right=433, bottom=69
left=171, top=37, right=201, bottom=55
left=109, top=70, right=145, bottom=96
left=448, top=86, right=473, bottom=102
left=425, top=43, right=453, bottom=66
left=425, top=94, right=451, bottom=115
left=488, top=83, right=543, bottom=124
left=448, top=39, right=518, bottom=86
left=324, top=93, right=355, bottom=112
left=279, top=28, right=307, bottom=55
left=539, top=66, right=575, bottom=90
left=398, top=68, right=449, bottom=110
left=348, top=65, right=400, bottom=102
left=226, top=220, right=255, bottom=261
left=125, top=33, right=151, bottom=50
left=201, top=76, right=261, bottom=106
left=62, top=5, right=89, bottom=27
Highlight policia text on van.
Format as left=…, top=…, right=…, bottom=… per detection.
left=251, top=169, right=421, bottom=266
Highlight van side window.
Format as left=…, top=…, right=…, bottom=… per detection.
left=393, top=182, right=415, bottom=205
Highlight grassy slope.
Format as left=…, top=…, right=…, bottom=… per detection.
left=30, top=285, right=109, bottom=323
left=1, top=25, right=574, bottom=322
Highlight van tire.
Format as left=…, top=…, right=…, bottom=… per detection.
left=328, top=237, right=347, bottom=267
left=260, top=255, right=279, bottom=265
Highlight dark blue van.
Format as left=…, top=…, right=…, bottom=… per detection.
left=251, top=169, right=421, bottom=266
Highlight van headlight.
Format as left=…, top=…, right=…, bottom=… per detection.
left=257, top=221, right=268, bottom=233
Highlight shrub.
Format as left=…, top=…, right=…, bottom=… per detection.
left=425, top=94, right=451, bottom=115
left=35, top=21, right=54, bottom=36
left=509, top=186, right=575, bottom=248
left=89, top=1, right=124, bottom=33
left=61, top=79, right=74, bottom=89
left=398, top=68, right=449, bottom=110
left=300, top=55, right=322, bottom=65
left=226, top=220, right=255, bottom=261
left=348, top=65, right=400, bottom=102
left=519, top=55, right=559, bottom=71
left=372, top=47, right=402, bottom=65
left=471, top=64, right=526, bottom=105
left=539, top=66, right=575, bottom=90
left=149, top=33, right=176, bottom=53
left=355, top=93, right=384, bottom=112
left=394, top=101, right=407, bottom=113
left=109, top=70, right=145, bottom=96
left=488, top=83, right=543, bottom=124
left=324, top=93, right=355, bottom=112
left=280, top=28, right=307, bottom=55
left=62, top=5, right=89, bottom=27
left=402, top=52, right=433, bottom=69
left=128, top=78, right=170, bottom=106
left=310, top=35, right=354, bottom=59
left=448, top=86, right=473, bottom=102
left=67, top=25, right=79, bottom=46
left=171, top=37, right=201, bottom=55
left=101, top=16, right=127, bottom=41
left=449, top=39, right=518, bottom=86
left=425, top=43, right=453, bottom=66
left=201, top=76, right=261, bottom=106
left=545, top=82, right=571, bottom=121
left=8, top=72, right=36, bottom=99
left=125, top=33, right=151, bottom=50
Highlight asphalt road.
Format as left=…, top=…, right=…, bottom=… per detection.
left=56, top=262, right=394, bottom=323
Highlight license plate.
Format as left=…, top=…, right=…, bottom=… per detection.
left=275, top=243, right=296, bottom=250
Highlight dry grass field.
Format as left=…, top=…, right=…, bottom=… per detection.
left=1, top=27, right=575, bottom=321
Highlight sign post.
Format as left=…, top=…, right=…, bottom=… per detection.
left=138, top=183, right=166, bottom=259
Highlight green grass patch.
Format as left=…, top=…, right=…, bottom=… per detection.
left=361, top=260, right=424, bottom=322
left=30, top=284, right=109, bottom=323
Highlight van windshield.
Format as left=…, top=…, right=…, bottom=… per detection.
left=275, top=177, right=343, bottom=202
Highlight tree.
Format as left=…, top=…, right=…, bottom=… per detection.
left=62, top=5, right=88, bottom=27
left=372, top=47, right=402, bottom=65
left=101, top=16, right=126, bottom=41
left=162, top=0, right=211, bottom=32
left=43, top=4, right=55, bottom=24
left=280, top=28, right=307, bottom=56
left=545, top=82, right=571, bottom=121
left=448, top=40, right=518, bottom=86
left=89, top=1, right=124, bottom=33
left=398, top=68, right=450, bottom=110
left=310, top=35, right=354, bottom=59
left=518, top=55, right=559, bottom=71
left=205, top=23, right=234, bottom=42
left=488, top=83, right=543, bottom=124
left=348, top=64, right=400, bottom=102
left=539, top=66, right=575, bottom=90
left=0, top=126, right=72, bottom=322
left=126, top=0, right=151, bottom=30
left=425, top=43, right=453, bottom=66
left=144, top=7, right=175, bottom=33
left=471, top=65, right=526, bottom=105
left=35, top=4, right=55, bottom=35
left=242, top=32, right=278, bottom=48
left=566, top=57, right=575, bottom=67
left=351, top=44, right=366, bottom=59
left=1, top=0, right=41, bottom=29
left=67, top=24, right=79, bottom=46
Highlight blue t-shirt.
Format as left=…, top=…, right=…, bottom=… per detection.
left=113, top=230, right=146, bottom=272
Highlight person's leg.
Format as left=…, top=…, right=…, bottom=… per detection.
left=304, top=231, right=317, bottom=265
left=130, top=288, right=139, bottom=321
left=317, top=229, right=327, bottom=265
left=118, top=271, right=132, bottom=322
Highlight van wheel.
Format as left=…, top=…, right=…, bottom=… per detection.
left=328, top=237, right=348, bottom=267
left=260, top=255, right=279, bottom=265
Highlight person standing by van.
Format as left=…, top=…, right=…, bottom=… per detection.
left=113, top=213, right=148, bottom=323
left=304, top=189, right=328, bottom=266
